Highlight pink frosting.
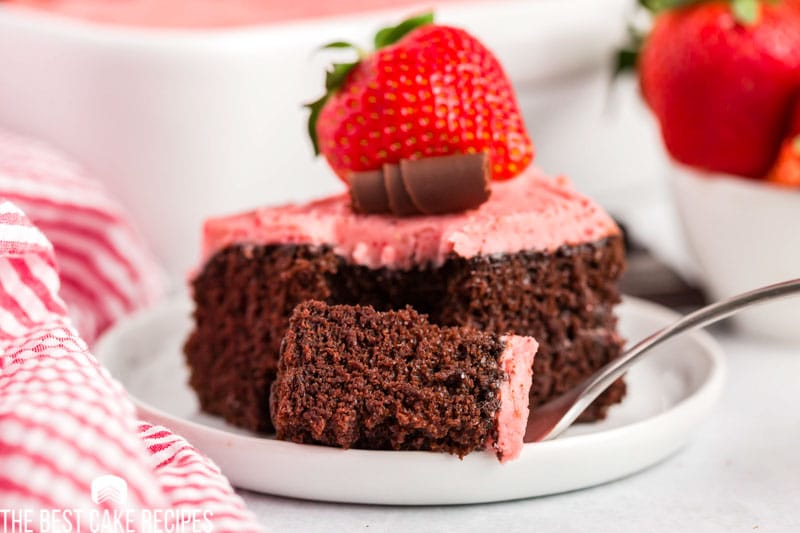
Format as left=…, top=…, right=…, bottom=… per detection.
left=489, top=335, right=536, bottom=462
left=201, top=167, right=619, bottom=271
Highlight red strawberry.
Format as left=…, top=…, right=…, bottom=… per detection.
left=306, top=13, right=533, bottom=182
left=766, top=135, right=800, bottom=186
left=766, top=97, right=800, bottom=186
left=639, top=0, right=800, bottom=178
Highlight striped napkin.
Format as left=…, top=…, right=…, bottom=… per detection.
left=0, top=131, right=262, bottom=532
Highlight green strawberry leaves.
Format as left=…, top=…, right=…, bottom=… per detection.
left=306, top=12, right=435, bottom=155
left=731, top=0, right=761, bottom=24
left=639, top=0, right=704, bottom=12
left=640, top=0, right=772, bottom=25
left=615, top=26, right=646, bottom=77
left=304, top=97, right=327, bottom=156
left=305, top=60, right=359, bottom=155
left=325, top=62, right=358, bottom=92
left=321, top=41, right=359, bottom=50
left=374, top=12, right=434, bottom=49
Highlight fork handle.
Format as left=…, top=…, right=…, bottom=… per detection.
left=544, top=277, right=800, bottom=440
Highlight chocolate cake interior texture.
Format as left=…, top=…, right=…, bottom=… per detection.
left=184, top=235, right=626, bottom=433
left=272, top=301, right=508, bottom=457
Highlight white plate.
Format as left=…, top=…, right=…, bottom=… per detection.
left=95, top=296, right=725, bottom=505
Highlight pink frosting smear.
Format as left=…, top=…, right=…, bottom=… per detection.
left=491, top=335, right=537, bottom=462
left=201, top=167, right=619, bottom=272
left=3, top=0, right=476, bottom=28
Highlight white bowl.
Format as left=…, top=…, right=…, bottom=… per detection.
left=0, top=1, right=633, bottom=278
left=671, top=164, right=800, bottom=342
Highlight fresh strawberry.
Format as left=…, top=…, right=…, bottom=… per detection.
left=639, top=0, right=800, bottom=178
left=766, top=135, right=800, bottom=186
left=306, top=13, right=533, bottom=182
left=766, top=98, right=800, bottom=186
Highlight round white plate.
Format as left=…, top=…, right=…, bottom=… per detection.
left=95, top=296, right=725, bottom=505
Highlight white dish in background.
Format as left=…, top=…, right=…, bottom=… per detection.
left=94, top=295, right=725, bottom=505
left=671, top=164, right=800, bottom=342
left=0, top=0, right=636, bottom=278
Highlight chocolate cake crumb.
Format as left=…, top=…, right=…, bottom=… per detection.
left=271, top=301, right=505, bottom=456
left=184, top=235, right=626, bottom=433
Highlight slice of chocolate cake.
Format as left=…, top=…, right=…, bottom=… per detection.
left=185, top=167, right=626, bottom=433
left=271, top=301, right=536, bottom=461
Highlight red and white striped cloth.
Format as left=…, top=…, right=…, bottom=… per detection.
left=0, top=131, right=164, bottom=344
left=0, top=131, right=263, bottom=532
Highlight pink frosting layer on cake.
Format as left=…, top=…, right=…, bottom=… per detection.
left=490, top=335, right=537, bottom=462
left=201, top=167, right=619, bottom=271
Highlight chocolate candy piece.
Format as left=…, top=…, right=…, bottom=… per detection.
left=348, top=169, right=388, bottom=214
left=383, top=163, right=418, bottom=216
left=349, top=153, right=490, bottom=216
left=400, top=153, right=489, bottom=214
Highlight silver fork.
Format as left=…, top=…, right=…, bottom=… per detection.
left=524, top=278, right=800, bottom=442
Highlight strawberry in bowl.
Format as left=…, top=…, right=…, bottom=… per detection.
left=631, top=0, right=800, bottom=340
left=639, top=0, right=800, bottom=179
left=766, top=102, right=800, bottom=187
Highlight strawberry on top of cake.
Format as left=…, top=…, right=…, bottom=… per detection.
left=306, top=12, right=534, bottom=183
